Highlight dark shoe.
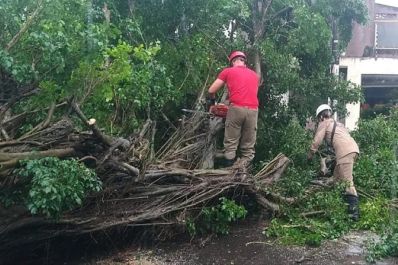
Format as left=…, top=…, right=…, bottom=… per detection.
left=224, top=159, right=235, bottom=167
left=344, top=194, right=360, bottom=222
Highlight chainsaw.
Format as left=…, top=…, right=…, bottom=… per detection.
left=182, top=103, right=229, bottom=118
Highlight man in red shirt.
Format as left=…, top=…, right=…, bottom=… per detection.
left=208, top=51, right=260, bottom=167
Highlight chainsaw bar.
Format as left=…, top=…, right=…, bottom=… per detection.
left=181, top=109, right=211, bottom=115
left=182, top=104, right=228, bottom=118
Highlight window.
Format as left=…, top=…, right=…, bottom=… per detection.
left=361, top=74, right=398, bottom=118
left=339, top=67, right=347, bottom=81
left=376, top=22, right=398, bottom=49
left=375, top=12, right=398, bottom=50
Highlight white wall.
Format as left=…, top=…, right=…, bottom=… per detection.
left=376, top=0, right=398, bottom=8
left=339, top=57, right=398, bottom=130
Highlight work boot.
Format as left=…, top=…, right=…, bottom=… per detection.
left=344, top=194, right=360, bottom=222
left=224, top=159, right=235, bottom=167
left=233, top=158, right=251, bottom=171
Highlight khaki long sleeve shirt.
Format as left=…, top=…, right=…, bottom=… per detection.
left=310, top=118, right=359, bottom=163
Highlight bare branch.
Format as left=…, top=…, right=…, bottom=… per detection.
left=70, top=101, right=114, bottom=146
left=0, top=148, right=75, bottom=175
left=18, top=102, right=56, bottom=140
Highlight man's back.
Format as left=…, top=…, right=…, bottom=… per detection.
left=218, top=66, right=259, bottom=109
left=315, top=119, right=359, bottom=160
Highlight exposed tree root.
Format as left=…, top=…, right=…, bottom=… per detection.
left=0, top=98, right=295, bottom=259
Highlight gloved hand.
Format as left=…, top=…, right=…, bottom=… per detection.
left=307, top=151, right=314, bottom=162
left=206, top=97, right=216, bottom=110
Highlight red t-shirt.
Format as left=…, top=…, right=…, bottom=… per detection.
left=218, top=66, right=259, bottom=109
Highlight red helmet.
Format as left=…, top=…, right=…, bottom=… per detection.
left=228, top=50, right=247, bottom=62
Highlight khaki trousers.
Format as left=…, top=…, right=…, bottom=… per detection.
left=334, top=152, right=358, bottom=195
left=224, top=105, right=258, bottom=161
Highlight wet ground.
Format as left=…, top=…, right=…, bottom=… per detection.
left=75, top=218, right=398, bottom=265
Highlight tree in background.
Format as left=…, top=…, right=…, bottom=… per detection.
left=0, top=0, right=367, bottom=161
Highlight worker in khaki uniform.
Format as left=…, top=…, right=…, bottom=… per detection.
left=307, top=104, right=360, bottom=221
left=207, top=51, right=259, bottom=167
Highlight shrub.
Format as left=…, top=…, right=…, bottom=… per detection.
left=354, top=149, right=398, bottom=198
left=352, top=112, right=398, bottom=198
left=255, top=117, right=316, bottom=198
left=356, top=197, right=392, bottom=232
left=256, top=116, right=312, bottom=167
left=186, top=197, right=247, bottom=236
left=366, top=221, right=398, bottom=263
left=16, top=157, right=102, bottom=218
left=264, top=187, right=351, bottom=246
left=352, top=114, right=398, bottom=154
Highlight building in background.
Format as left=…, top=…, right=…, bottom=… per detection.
left=340, top=0, right=398, bottom=130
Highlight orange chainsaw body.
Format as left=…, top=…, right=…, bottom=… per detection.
left=209, top=104, right=229, bottom=118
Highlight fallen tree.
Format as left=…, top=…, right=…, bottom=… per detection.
left=0, top=93, right=300, bottom=258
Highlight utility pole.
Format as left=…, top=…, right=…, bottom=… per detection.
left=330, top=17, right=339, bottom=120
left=331, top=18, right=339, bottom=77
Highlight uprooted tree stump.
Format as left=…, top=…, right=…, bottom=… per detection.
left=0, top=97, right=305, bottom=261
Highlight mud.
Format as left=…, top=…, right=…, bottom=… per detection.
left=74, top=218, right=398, bottom=265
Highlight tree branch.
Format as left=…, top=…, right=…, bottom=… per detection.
left=18, top=102, right=56, bottom=140
left=5, top=0, right=44, bottom=52
left=0, top=148, right=75, bottom=175
left=70, top=101, right=114, bottom=146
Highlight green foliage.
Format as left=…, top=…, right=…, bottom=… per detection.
left=3, top=0, right=393, bottom=260
left=255, top=0, right=364, bottom=135
left=186, top=197, right=247, bottom=236
left=67, top=41, right=174, bottom=134
left=273, top=166, right=314, bottom=197
left=0, top=0, right=99, bottom=82
left=286, top=5, right=331, bottom=74
left=256, top=116, right=313, bottom=169
left=353, top=114, right=398, bottom=153
left=256, top=117, right=316, bottom=197
left=18, top=80, right=65, bottom=111
left=264, top=187, right=351, bottom=246
left=264, top=110, right=398, bottom=257
left=264, top=193, right=395, bottom=248
left=356, top=197, right=392, bottom=232
left=354, top=150, right=398, bottom=197
left=0, top=50, right=33, bottom=82
left=185, top=218, right=197, bottom=237
left=102, top=42, right=134, bottom=103
left=366, top=220, right=398, bottom=263
left=352, top=112, right=398, bottom=198
left=310, top=0, right=368, bottom=49
left=260, top=40, right=301, bottom=96
left=271, top=117, right=312, bottom=165
left=16, top=157, right=102, bottom=218
left=1, top=0, right=367, bottom=139
left=0, top=188, right=25, bottom=208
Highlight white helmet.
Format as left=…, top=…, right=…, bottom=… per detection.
left=316, top=104, right=332, bottom=117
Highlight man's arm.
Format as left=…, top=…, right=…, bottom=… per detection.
left=310, top=121, right=327, bottom=153
left=208, top=79, right=225, bottom=98
left=307, top=122, right=327, bottom=161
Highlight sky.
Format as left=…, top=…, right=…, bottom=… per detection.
left=376, top=0, right=398, bottom=8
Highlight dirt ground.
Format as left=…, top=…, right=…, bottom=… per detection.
left=71, top=218, right=398, bottom=265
